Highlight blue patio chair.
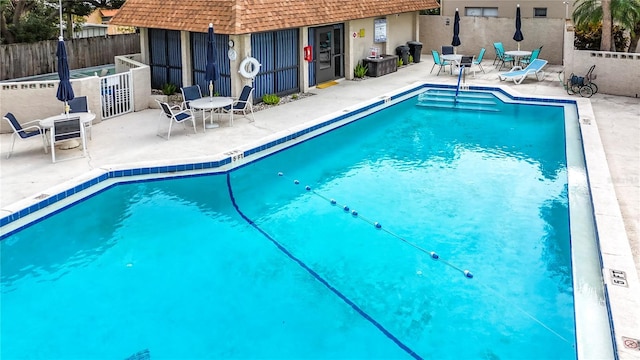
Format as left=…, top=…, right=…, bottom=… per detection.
left=67, top=96, right=92, bottom=140
left=156, top=99, right=197, bottom=139
left=3, top=112, right=48, bottom=158
left=473, top=47, right=486, bottom=74
left=50, top=116, right=87, bottom=163
left=180, top=85, right=203, bottom=110
left=441, top=45, right=454, bottom=55
left=492, top=42, right=503, bottom=65
left=519, top=46, right=542, bottom=67
left=221, top=85, right=255, bottom=123
left=430, top=50, right=452, bottom=76
left=494, top=44, right=515, bottom=70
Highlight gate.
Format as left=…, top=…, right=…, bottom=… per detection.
left=100, top=71, right=133, bottom=119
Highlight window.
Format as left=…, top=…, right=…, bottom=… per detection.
left=465, top=7, right=498, bottom=17
left=534, top=8, right=547, bottom=17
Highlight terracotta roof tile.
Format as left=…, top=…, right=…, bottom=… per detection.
left=100, top=9, right=119, bottom=17
left=112, top=0, right=438, bottom=34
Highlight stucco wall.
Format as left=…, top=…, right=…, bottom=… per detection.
left=419, top=15, right=564, bottom=65
left=442, top=1, right=572, bottom=19
left=0, top=77, right=102, bottom=133
left=563, top=25, right=640, bottom=97
left=0, top=58, right=151, bottom=133
left=346, top=13, right=418, bottom=80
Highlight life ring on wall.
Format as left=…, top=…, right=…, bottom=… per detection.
left=238, top=57, right=261, bottom=78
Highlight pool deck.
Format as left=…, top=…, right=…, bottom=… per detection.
left=1, top=59, right=639, bottom=358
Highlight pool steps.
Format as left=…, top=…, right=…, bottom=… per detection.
left=416, top=89, right=499, bottom=112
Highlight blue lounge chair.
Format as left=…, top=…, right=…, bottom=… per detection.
left=498, top=59, right=548, bottom=84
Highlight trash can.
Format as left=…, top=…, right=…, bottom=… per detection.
left=407, top=41, right=423, bottom=63
left=395, top=45, right=410, bottom=65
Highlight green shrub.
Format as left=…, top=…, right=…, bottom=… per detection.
left=162, top=83, right=177, bottom=95
left=397, top=58, right=404, bottom=67
left=292, top=94, right=299, bottom=100
left=408, top=54, right=414, bottom=64
left=354, top=62, right=368, bottom=78
left=262, top=93, right=280, bottom=105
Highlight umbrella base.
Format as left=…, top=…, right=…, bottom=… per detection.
left=59, top=140, right=80, bottom=150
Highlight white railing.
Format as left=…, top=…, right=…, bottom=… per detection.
left=101, top=72, right=133, bottom=119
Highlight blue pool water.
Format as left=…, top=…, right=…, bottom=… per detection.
left=1, top=91, right=576, bottom=359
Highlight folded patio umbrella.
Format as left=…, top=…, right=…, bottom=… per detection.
left=56, top=36, right=75, bottom=113
left=452, top=8, right=461, bottom=51
left=205, top=23, right=220, bottom=98
left=513, top=5, right=524, bottom=50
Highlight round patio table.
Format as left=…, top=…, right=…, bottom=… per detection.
left=190, top=97, right=234, bottom=130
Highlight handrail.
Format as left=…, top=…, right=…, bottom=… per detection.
left=454, top=65, right=464, bottom=102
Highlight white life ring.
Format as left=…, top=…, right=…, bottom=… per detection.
left=238, top=57, right=261, bottom=78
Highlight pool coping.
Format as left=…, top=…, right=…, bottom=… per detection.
left=1, top=82, right=637, bottom=360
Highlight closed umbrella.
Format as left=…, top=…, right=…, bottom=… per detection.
left=56, top=36, right=74, bottom=113
left=513, top=4, right=524, bottom=50
left=205, top=23, right=220, bottom=98
left=451, top=8, right=461, bottom=53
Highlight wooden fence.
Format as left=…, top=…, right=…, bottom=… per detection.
left=0, top=33, right=140, bottom=81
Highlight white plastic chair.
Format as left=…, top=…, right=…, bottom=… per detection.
left=3, top=112, right=48, bottom=159
left=156, top=99, right=197, bottom=139
left=50, top=116, right=87, bottom=163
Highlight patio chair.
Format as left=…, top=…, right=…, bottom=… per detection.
left=221, top=85, right=255, bottom=123
left=67, top=96, right=92, bottom=140
left=492, top=42, right=503, bottom=65
left=519, top=46, right=542, bottom=67
left=441, top=45, right=454, bottom=55
left=3, top=112, right=48, bottom=159
left=498, top=59, right=548, bottom=84
left=456, top=55, right=474, bottom=76
left=473, top=47, right=486, bottom=74
left=156, top=99, right=197, bottom=140
left=50, top=116, right=87, bottom=163
left=180, top=85, right=203, bottom=110
left=494, top=46, right=515, bottom=71
left=430, top=50, right=452, bottom=76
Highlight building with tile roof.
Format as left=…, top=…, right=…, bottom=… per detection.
left=111, top=0, right=438, bottom=101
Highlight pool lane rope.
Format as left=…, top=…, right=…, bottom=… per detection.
left=278, top=172, right=574, bottom=346
left=278, top=172, right=474, bottom=279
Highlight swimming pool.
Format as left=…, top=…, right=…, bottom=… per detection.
left=0, top=85, right=615, bottom=359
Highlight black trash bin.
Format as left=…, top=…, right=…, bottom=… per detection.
left=395, top=45, right=410, bottom=65
left=407, top=41, right=423, bottom=63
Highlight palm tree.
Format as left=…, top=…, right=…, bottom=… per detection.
left=573, top=0, right=640, bottom=52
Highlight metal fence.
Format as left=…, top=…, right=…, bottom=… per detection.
left=100, top=71, right=133, bottom=119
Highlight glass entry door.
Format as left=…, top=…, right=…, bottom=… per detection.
left=315, top=26, right=335, bottom=84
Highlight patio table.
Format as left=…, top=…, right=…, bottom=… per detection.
left=504, top=50, right=532, bottom=67
left=190, top=97, right=234, bottom=130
